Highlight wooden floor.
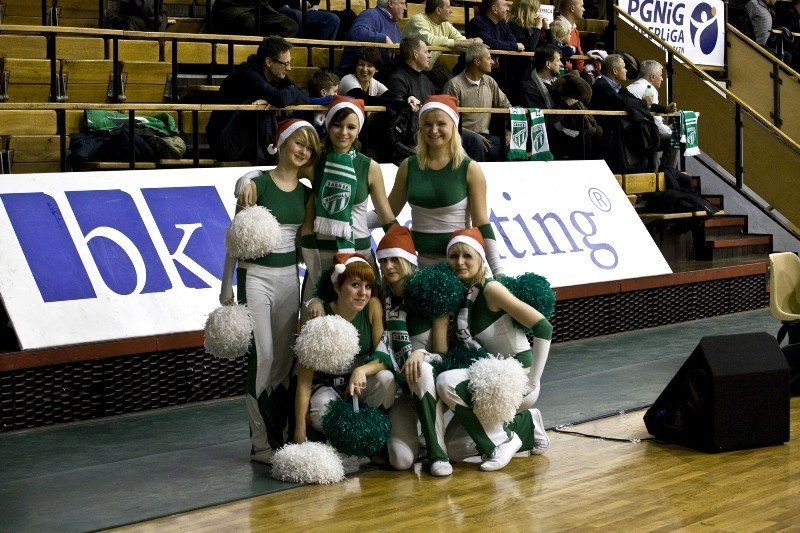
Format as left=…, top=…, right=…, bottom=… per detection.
left=112, top=399, right=800, bottom=532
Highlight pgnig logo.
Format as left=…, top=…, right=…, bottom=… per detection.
left=689, top=3, right=719, bottom=55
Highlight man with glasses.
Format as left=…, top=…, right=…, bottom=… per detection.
left=206, top=36, right=309, bottom=165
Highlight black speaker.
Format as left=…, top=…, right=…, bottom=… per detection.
left=644, top=332, right=790, bottom=453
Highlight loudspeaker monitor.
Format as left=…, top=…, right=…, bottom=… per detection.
left=644, top=332, right=790, bottom=453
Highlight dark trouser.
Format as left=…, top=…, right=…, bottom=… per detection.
left=277, top=6, right=340, bottom=40
left=213, top=6, right=298, bottom=37
left=462, top=130, right=503, bottom=162
left=211, top=110, right=277, bottom=165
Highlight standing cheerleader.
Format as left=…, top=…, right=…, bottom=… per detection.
left=437, top=228, right=552, bottom=471
left=219, top=119, right=319, bottom=464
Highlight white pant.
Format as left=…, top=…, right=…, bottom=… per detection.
left=309, top=369, right=397, bottom=433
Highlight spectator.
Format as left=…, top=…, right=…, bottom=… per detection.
left=292, top=70, right=339, bottom=138
left=211, top=0, right=298, bottom=37
left=627, top=59, right=678, bottom=168
left=555, top=0, right=585, bottom=72
left=339, top=0, right=406, bottom=74
left=589, top=53, right=657, bottom=172
left=270, top=0, right=341, bottom=41
left=383, top=37, right=436, bottom=162
left=402, top=0, right=482, bottom=87
left=463, top=0, right=523, bottom=91
left=550, top=72, right=603, bottom=160
left=444, top=43, right=511, bottom=161
left=106, top=0, right=168, bottom=31
left=507, top=0, right=549, bottom=101
left=206, top=36, right=309, bottom=164
left=518, top=44, right=560, bottom=109
left=746, top=0, right=778, bottom=45
left=339, top=47, right=390, bottom=98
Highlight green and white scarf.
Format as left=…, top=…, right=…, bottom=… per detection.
left=314, top=147, right=358, bottom=253
left=680, top=110, right=700, bottom=157
left=455, top=283, right=490, bottom=357
left=384, top=289, right=413, bottom=382
left=528, top=108, right=554, bottom=162
left=507, top=107, right=529, bottom=161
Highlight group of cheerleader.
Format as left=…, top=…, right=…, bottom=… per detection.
left=220, top=94, right=553, bottom=475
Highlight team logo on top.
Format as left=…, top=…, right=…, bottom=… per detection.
left=321, top=180, right=351, bottom=215
left=511, top=120, right=528, bottom=147
left=689, top=3, right=719, bottom=55
left=531, top=125, right=546, bottom=151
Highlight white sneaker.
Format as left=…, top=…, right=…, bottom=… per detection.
left=250, top=449, right=275, bottom=464
left=430, top=461, right=453, bottom=477
left=479, top=433, right=522, bottom=472
left=529, top=408, right=550, bottom=455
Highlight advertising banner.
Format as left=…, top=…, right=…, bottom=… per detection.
left=0, top=161, right=669, bottom=350
left=618, top=0, right=726, bottom=67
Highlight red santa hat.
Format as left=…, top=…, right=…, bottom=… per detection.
left=325, top=95, right=366, bottom=132
left=267, top=118, right=314, bottom=155
left=330, top=253, right=370, bottom=283
left=447, top=228, right=486, bottom=262
left=419, top=94, right=460, bottom=126
left=376, top=225, right=418, bottom=266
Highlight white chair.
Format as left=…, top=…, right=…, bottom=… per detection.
left=769, top=252, right=800, bottom=343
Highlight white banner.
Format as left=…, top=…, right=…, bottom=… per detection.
left=0, top=161, right=668, bottom=350
left=618, top=0, right=726, bottom=67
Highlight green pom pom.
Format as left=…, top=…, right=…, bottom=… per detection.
left=404, top=262, right=466, bottom=321
left=321, top=397, right=392, bottom=457
left=497, top=272, right=556, bottom=331
left=431, top=345, right=489, bottom=375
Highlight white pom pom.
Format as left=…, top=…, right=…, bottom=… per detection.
left=468, top=356, right=529, bottom=425
left=272, top=442, right=345, bottom=484
left=267, top=144, right=278, bottom=155
left=225, top=206, right=282, bottom=260
left=203, top=304, right=253, bottom=360
left=295, top=315, right=360, bottom=373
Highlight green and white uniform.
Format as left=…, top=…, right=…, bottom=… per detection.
left=366, top=288, right=449, bottom=469
left=307, top=302, right=397, bottom=434
left=438, top=280, right=550, bottom=459
left=236, top=172, right=310, bottom=455
left=406, top=155, right=472, bottom=266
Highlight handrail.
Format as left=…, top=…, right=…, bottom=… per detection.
left=614, top=6, right=800, bottom=155
left=0, top=23, right=588, bottom=59
left=730, top=24, right=800, bottom=82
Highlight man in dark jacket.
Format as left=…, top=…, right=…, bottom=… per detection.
left=589, top=53, right=657, bottom=172
left=462, top=0, right=522, bottom=91
left=206, top=36, right=309, bottom=164
left=211, top=0, right=298, bottom=37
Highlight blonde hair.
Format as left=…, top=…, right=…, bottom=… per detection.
left=508, top=0, right=541, bottom=29
left=549, top=20, right=571, bottom=44
left=416, top=108, right=466, bottom=171
left=379, top=256, right=417, bottom=297
left=281, top=125, right=321, bottom=169
left=448, top=241, right=490, bottom=285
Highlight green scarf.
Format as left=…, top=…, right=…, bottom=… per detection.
left=455, top=283, right=490, bottom=357
left=528, top=108, right=554, bottom=162
left=384, top=289, right=414, bottom=384
left=314, top=147, right=358, bottom=253
left=680, top=111, right=700, bottom=157
left=507, top=107, right=530, bottom=161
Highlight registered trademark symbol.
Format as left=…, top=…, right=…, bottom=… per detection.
left=588, top=188, right=612, bottom=212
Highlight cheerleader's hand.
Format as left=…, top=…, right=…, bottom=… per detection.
left=305, top=298, right=326, bottom=320
left=401, top=350, right=426, bottom=384
left=234, top=170, right=260, bottom=204
left=347, top=366, right=368, bottom=397
left=219, top=284, right=235, bottom=306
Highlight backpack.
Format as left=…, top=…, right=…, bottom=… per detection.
left=644, top=167, right=720, bottom=214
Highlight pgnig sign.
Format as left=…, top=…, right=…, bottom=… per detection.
left=620, top=0, right=725, bottom=67
left=0, top=163, right=669, bottom=350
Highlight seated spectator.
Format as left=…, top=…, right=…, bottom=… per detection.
left=444, top=43, right=511, bottom=161
left=339, top=47, right=390, bottom=98
left=402, top=0, right=482, bottom=89
left=507, top=0, right=549, bottom=102
left=554, top=0, right=585, bottom=72
left=589, top=53, right=658, bottom=173
left=106, top=0, right=168, bottom=31
left=518, top=44, right=561, bottom=109
left=746, top=0, right=779, bottom=45
left=549, top=20, right=576, bottom=66
left=382, top=37, right=436, bottom=163
left=291, top=70, right=339, bottom=138
left=339, top=0, right=406, bottom=74
left=270, top=0, right=341, bottom=41
left=463, top=0, right=523, bottom=92
left=211, top=0, right=298, bottom=37
left=550, top=72, right=603, bottom=160
left=206, top=36, right=309, bottom=165
left=626, top=59, right=678, bottom=169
